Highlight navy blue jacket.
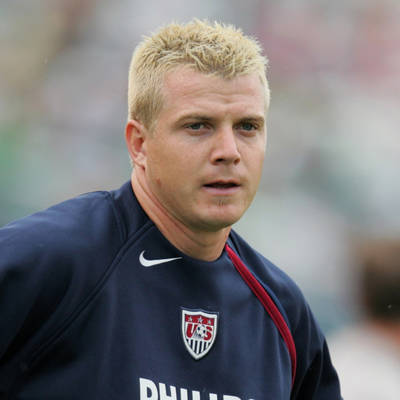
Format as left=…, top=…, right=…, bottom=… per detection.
left=0, top=182, right=342, bottom=399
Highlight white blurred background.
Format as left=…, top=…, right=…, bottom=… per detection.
left=1, top=0, right=400, bottom=340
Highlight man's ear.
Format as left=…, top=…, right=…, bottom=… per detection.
left=125, top=119, right=147, bottom=168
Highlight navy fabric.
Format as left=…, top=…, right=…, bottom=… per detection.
left=0, top=182, right=342, bottom=399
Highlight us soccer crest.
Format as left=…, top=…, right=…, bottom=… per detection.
left=181, top=308, right=218, bottom=360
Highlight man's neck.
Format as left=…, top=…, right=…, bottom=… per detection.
left=130, top=169, right=231, bottom=262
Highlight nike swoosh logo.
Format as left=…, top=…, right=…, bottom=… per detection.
left=139, top=251, right=182, bottom=267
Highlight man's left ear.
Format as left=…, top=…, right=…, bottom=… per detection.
left=125, top=119, right=147, bottom=168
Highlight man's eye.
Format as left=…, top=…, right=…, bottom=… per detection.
left=239, top=122, right=256, bottom=131
left=188, top=122, right=205, bottom=130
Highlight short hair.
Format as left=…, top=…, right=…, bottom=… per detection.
left=356, top=238, right=400, bottom=322
left=127, top=19, right=270, bottom=131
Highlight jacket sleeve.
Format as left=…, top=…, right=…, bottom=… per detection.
left=290, top=299, right=343, bottom=400
left=0, top=192, right=124, bottom=394
left=0, top=213, right=72, bottom=364
left=0, top=210, right=78, bottom=395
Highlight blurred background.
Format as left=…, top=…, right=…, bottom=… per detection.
left=1, top=0, right=400, bottom=390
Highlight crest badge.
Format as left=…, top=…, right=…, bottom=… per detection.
left=181, top=308, right=218, bottom=360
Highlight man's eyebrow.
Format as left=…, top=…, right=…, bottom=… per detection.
left=175, top=114, right=213, bottom=123
left=175, top=114, right=265, bottom=124
left=238, top=115, right=266, bottom=127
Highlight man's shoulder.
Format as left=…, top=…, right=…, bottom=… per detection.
left=2, top=189, right=120, bottom=256
left=0, top=181, right=150, bottom=283
left=229, top=229, right=308, bottom=326
left=1, top=181, right=145, bottom=255
left=229, top=230, right=303, bottom=295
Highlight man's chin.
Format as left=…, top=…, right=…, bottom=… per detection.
left=196, top=211, right=244, bottom=232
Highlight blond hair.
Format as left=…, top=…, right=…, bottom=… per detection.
left=127, top=19, right=269, bottom=130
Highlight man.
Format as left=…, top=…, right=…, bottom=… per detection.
left=0, top=20, right=342, bottom=399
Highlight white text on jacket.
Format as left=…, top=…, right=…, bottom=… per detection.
left=139, top=378, right=254, bottom=400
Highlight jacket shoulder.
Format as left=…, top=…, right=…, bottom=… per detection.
left=229, top=229, right=306, bottom=324
left=1, top=189, right=125, bottom=276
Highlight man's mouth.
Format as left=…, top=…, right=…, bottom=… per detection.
left=203, top=181, right=240, bottom=189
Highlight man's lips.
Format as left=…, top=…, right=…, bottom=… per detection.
left=202, top=180, right=241, bottom=193
left=203, top=180, right=240, bottom=188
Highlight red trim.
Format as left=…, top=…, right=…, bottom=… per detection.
left=225, top=244, right=297, bottom=387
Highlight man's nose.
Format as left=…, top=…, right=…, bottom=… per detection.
left=210, top=127, right=241, bottom=165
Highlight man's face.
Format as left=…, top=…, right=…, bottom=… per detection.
left=140, top=67, right=267, bottom=233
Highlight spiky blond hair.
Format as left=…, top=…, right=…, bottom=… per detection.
left=127, top=19, right=270, bottom=130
